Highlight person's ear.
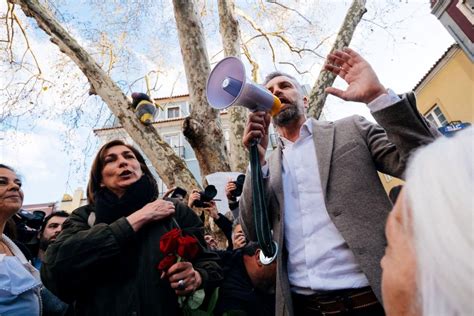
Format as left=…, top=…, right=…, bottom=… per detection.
left=256, top=249, right=263, bottom=267
left=303, top=96, right=309, bottom=109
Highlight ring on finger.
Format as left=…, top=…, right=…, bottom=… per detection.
left=177, top=279, right=186, bottom=290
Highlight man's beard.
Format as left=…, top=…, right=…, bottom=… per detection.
left=273, top=102, right=302, bottom=126
left=39, top=236, right=52, bottom=251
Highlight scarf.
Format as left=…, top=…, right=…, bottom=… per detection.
left=94, top=175, right=158, bottom=225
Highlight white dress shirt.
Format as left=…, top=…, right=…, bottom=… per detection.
left=269, top=91, right=400, bottom=294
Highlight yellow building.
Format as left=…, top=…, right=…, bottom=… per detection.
left=59, top=188, right=88, bottom=213
left=379, top=43, right=474, bottom=195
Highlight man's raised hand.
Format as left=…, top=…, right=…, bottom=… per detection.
left=324, top=47, right=386, bottom=104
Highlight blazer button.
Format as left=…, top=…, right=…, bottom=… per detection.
left=333, top=210, right=342, bottom=217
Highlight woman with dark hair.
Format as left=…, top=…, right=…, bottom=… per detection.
left=41, top=140, right=222, bottom=315
left=0, top=164, right=42, bottom=315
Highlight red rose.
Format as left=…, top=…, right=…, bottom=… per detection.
left=160, top=228, right=181, bottom=254
left=177, top=235, right=200, bottom=260
left=157, top=254, right=177, bottom=271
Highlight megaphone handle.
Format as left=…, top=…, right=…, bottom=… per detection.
left=250, top=137, right=261, bottom=146
left=250, top=141, right=278, bottom=262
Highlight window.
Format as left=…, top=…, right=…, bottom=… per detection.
left=164, top=134, right=180, bottom=147
left=425, top=105, right=448, bottom=127
left=167, top=106, right=180, bottom=119
left=164, top=134, right=185, bottom=158
left=457, top=0, right=474, bottom=24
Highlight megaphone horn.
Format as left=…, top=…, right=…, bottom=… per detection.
left=206, top=57, right=282, bottom=116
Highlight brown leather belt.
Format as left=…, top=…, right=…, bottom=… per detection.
left=292, top=286, right=382, bottom=315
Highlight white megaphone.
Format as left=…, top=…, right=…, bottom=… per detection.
left=206, top=57, right=282, bottom=116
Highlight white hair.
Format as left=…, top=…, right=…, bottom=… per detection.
left=404, top=127, right=473, bottom=316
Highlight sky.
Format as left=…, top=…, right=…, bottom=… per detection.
left=0, top=0, right=455, bottom=205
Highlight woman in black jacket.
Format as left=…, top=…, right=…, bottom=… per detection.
left=41, top=140, right=222, bottom=315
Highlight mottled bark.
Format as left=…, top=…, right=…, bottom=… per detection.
left=218, top=0, right=248, bottom=173
left=173, top=0, right=231, bottom=181
left=307, top=0, right=367, bottom=119
left=12, top=0, right=200, bottom=191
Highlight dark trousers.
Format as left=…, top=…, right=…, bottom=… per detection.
left=291, top=287, right=385, bottom=316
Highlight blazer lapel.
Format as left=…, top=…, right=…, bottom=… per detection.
left=311, top=119, right=335, bottom=197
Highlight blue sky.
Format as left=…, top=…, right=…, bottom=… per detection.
left=0, top=1, right=454, bottom=204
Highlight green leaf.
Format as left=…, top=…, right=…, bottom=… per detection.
left=178, top=295, right=186, bottom=308
left=188, top=288, right=205, bottom=310
left=206, top=287, right=220, bottom=314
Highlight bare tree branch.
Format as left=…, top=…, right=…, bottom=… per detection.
left=278, top=61, right=309, bottom=75
left=307, top=0, right=367, bottom=120
left=10, top=0, right=201, bottom=191
left=267, top=0, right=313, bottom=25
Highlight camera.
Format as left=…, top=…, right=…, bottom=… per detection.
left=193, top=185, right=218, bottom=208
left=230, top=174, right=245, bottom=198
left=170, top=187, right=187, bottom=200
left=13, top=209, right=46, bottom=244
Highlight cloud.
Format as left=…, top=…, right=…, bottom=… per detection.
left=1, top=124, right=89, bottom=205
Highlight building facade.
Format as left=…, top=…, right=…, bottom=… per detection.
left=379, top=43, right=473, bottom=193
left=94, top=94, right=235, bottom=194
left=22, top=202, right=57, bottom=217
left=59, top=188, right=88, bottom=213
left=431, top=0, right=473, bottom=62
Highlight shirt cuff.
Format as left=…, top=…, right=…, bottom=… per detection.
left=368, top=89, right=401, bottom=113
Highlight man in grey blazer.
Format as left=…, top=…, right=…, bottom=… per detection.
left=239, top=48, right=439, bottom=316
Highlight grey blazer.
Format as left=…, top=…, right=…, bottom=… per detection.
left=238, top=93, right=439, bottom=316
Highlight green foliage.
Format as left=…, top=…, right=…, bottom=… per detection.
left=188, top=289, right=205, bottom=310
left=181, top=287, right=219, bottom=316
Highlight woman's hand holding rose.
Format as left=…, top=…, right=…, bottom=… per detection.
left=163, top=262, right=202, bottom=296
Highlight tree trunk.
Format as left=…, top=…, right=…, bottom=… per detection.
left=12, top=0, right=200, bottom=192
left=217, top=0, right=248, bottom=173
left=307, top=0, right=367, bottom=119
left=173, top=0, right=231, bottom=181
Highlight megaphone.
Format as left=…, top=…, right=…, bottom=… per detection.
left=206, top=57, right=282, bottom=116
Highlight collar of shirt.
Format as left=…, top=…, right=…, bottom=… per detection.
left=278, top=117, right=313, bottom=148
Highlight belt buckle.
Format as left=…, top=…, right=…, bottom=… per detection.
left=337, top=295, right=353, bottom=315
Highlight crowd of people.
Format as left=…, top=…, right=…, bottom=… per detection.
left=0, top=47, right=472, bottom=316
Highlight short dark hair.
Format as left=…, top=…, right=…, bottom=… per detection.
left=87, top=139, right=157, bottom=204
left=40, top=210, right=70, bottom=233
left=0, top=164, right=15, bottom=172
left=241, top=241, right=260, bottom=257
left=262, top=71, right=304, bottom=94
